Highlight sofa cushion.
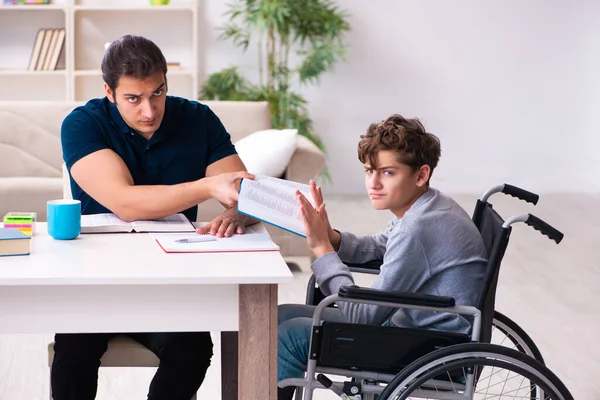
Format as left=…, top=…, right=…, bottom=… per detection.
left=0, top=110, right=62, bottom=177
left=234, top=129, right=298, bottom=177
left=200, top=101, right=272, bottom=143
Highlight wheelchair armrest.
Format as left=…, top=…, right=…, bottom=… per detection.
left=338, top=285, right=456, bottom=308
left=346, top=260, right=383, bottom=275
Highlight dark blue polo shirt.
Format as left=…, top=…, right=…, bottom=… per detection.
left=61, top=96, right=237, bottom=221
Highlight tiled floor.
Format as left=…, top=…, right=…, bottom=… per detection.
left=0, top=193, right=598, bottom=399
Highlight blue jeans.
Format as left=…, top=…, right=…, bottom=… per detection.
left=277, top=304, right=346, bottom=381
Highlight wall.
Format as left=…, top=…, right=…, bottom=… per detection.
left=202, top=0, right=600, bottom=195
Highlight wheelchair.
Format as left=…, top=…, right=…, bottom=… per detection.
left=280, top=184, right=572, bottom=399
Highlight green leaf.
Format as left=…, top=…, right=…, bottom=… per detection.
left=297, top=41, right=346, bottom=84
left=288, top=0, right=350, bottom=45
left=218, top=23, right=251, bottom=51
left=199, top=67, right=251, bottom=101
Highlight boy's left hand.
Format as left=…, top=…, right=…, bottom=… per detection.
left=297, top=190, right=335, bottom=257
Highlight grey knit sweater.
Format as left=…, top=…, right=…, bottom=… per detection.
left=312, top=188, right=488, bottom=334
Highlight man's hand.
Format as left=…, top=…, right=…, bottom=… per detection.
left=297, top=190, right=335, bottom=258
left=206, top=171, right=254, bottom=208
left=196, top=207, right=246, bottom=238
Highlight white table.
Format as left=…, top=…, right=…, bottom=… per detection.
left=0, top=223, right=293, bottom=400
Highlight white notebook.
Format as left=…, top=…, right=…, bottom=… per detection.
left=81, top=213, right=195, bottom=234
left=152, top=224, right=279, bottom=253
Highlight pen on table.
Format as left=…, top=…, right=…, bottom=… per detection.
left=175, top=236, right=218, bottom=243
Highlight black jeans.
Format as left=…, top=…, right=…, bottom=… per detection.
left=51, top=332, right=213, bottom=400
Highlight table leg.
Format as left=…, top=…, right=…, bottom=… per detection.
left=221, top=331, right=238, bottom=400
left=238, top=284, right=277, bottom=400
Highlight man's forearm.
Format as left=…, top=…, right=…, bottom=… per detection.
left=115, top=179, right=212, bottom=222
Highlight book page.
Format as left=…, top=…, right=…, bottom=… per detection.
left=253, top=174, right=311, bottom=192
left=81, top=213, right=133, bottom=233
left=132, top=213, right=195, bottom=233
left=237, top=176, right=315, bottom=237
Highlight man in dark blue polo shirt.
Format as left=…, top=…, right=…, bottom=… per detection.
left=54, top=35, right=256, bottom=400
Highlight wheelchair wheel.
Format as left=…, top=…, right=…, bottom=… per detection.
left=492, top=310, right=544, bottom=364
left=378, top=343, right=573, bottom=400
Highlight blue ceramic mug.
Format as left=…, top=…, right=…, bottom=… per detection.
left=47, top=199, right=81, bottom=240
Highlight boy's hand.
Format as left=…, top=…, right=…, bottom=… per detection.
left=309, top=180, right=340, bottom=248
left=297, top=190, right=334, bottom=258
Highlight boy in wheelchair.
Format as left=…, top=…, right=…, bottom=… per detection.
left=278, top=114, right=489, bottom=399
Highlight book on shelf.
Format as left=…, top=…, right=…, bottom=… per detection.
left=44, top=28, right=65, bottom=70
left=0, top=228, right=31, bottom=257
left=34, top=29, right=52, bottom=70
left=237, top=175, right=316, bottom=238
left=27, top=28, right=45, bottom=71
left=3, top=0, right=52, bottom=4
left=41, top=29, right=58, bottom=70
left=81, top=213, right=195, bottom=234
left=28, top=27, right=65, bottom=71
left=152, top=223, right=280, bottom=253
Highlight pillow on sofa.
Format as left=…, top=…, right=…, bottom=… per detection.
left=234, top=129, right=298, bottom=177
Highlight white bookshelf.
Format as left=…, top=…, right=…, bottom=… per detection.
left=0, top=0, right=198, bottom=101
left=0, top=4, right=67, bottom=10
left=0, top=70, right=67, bottom=76
left=73, top=4, right=195, bottom=11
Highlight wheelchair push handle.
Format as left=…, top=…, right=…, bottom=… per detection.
left=525, top=214, right=564, bottom=244
left=502, top=184, right=539, bottom=205
left=480, top=183, right=539, bottom=204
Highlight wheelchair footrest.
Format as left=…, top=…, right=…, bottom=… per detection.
left=317, top=322, right=470, bottom=374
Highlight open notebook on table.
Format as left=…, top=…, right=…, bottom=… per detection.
left=152, top=223, right=280, bottom=253
left=81, top=213, right=195, bottom=234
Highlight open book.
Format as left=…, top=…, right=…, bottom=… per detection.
left=81, top=213, right=195, bottom=234
left=237, top=175, right=316, bottom=237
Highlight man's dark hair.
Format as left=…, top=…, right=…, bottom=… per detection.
left=358, top=114, right=441, bottom=182
left=101, top=35, right=167, bottom=93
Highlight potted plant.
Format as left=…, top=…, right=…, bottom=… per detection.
left=200, top=0, right=350, bottom=171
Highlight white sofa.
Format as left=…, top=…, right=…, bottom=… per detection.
left=0, top=101, right=326, bottom=257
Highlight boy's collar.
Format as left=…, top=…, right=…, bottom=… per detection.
left=404, top=187, right=433, bottom=215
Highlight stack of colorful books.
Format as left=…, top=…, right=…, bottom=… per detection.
left=2, top=1, right=51, bottom=4
left=3, top=212, right=37, bottom=236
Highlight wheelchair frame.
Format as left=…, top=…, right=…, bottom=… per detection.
left=304, top=184, right=546, bottom=364
left=281, top=184, right=568, bottom=400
